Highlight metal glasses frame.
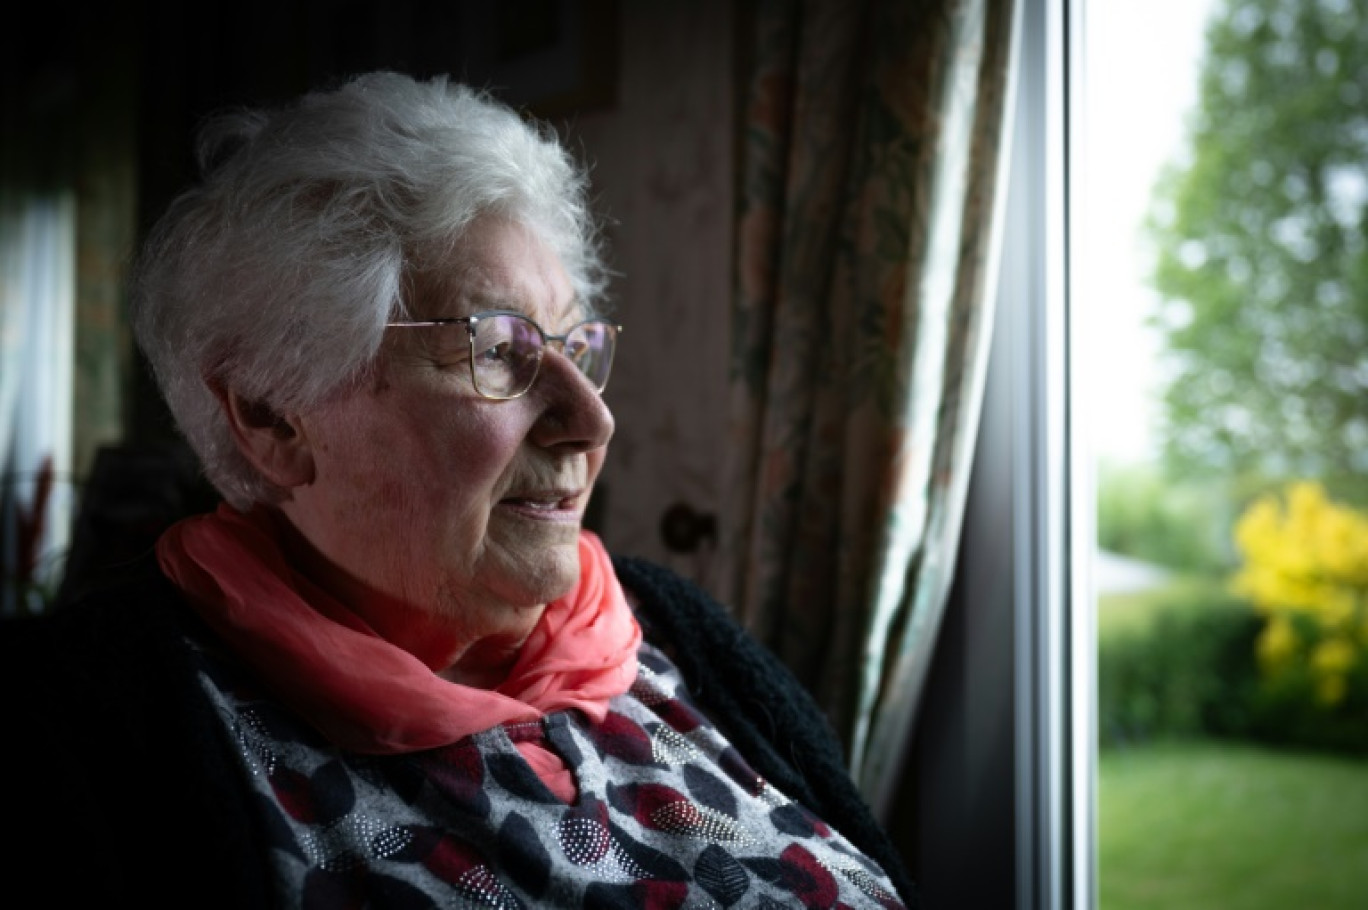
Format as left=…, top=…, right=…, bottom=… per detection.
left=385, top=309, right=622, bottom=400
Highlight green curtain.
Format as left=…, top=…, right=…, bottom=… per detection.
left=721, top=0, right=1018, bottom=812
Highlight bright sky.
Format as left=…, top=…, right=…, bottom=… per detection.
left=1078, top=0, right=1220, bottom=465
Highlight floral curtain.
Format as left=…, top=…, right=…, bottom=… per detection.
left=721, top=0, right=1018, bottom=813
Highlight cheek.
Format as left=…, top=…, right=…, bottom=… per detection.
left=438, top=417, right=518, bottom=477
left=310, top=415, right=418, bottom=523
left=425, top=407, right=530, bottom=488
left=371, top=396, right=532, bottom=520
left=302, top=382, right=537, bottom=536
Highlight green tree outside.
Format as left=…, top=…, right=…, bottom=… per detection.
left=1146, top=0, right=1368, bottom=493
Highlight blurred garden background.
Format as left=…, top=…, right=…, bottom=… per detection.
left=1084, top=0, right=1368, bottom=907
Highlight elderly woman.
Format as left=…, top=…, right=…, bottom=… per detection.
left=1, top=72, right=914, bottom=908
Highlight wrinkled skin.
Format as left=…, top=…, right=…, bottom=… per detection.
left=233, top=215, right=614, bottom=686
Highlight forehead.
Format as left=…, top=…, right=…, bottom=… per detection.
left=410, top=216, right=579, bottom=323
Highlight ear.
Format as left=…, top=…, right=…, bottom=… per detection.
left=212, top=383, right=315, bottom=490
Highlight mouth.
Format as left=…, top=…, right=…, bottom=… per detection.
left=497, top=489, right=584, bottom=520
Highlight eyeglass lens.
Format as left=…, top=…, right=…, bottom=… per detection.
left=470, top=313, right=616, bottom=399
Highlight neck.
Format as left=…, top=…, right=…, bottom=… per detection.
left=374, top=593, right=547, bottom=683
left=437, top=638, right=526, bottom=687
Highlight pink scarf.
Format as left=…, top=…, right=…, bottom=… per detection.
left=157, top=503, right=641, bottom=801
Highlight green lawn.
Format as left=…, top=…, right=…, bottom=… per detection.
left=1099, top=739, right=1368, bottom=910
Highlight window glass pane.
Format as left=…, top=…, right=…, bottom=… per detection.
left=1081, top=1, right=1368, bottom=907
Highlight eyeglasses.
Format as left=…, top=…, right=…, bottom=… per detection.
left=385, top=310, right=621, bottom=400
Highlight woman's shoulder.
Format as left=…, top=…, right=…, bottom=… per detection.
left=0, top=554, right=194, bottom=683
left=609, top=554, right=843, bottom=766
left=610, top=556, right=782, bottom=689
left=610, top=555, right=744, bottom=641
left=611, top=554, right=806, bottom=690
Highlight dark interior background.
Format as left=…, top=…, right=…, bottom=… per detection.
left=4, top=0, right=740, bottom=597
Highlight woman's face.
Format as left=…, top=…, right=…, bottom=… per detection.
left=279, top=216, right=614, bottom=662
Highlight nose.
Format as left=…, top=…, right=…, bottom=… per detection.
left=526, top=347, right=615, bottom=454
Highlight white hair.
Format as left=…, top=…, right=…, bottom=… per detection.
left=130, top=71, right=608, bottom=509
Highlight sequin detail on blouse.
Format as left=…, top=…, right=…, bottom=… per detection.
left=191, top=639, right=907, bottom=908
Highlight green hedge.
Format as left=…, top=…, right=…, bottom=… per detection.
left=1097, top=590, right=1368, bottom=756
left=1098, top=595, right=1260, bottom=746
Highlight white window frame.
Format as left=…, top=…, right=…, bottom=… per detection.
left=905, top=0, right=1093, bottom=907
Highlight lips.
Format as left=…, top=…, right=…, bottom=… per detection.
left=498, top=490, right=582, bottom=513
left=505, top=499, right=561, bottom=511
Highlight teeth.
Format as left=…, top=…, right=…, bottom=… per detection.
left=508, top=497, right=562, bottom=510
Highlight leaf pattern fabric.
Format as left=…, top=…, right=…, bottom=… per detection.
left=193, top=637, right=908, bottom=908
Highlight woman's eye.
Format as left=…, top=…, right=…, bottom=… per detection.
left=477, top=341, right=514, bottom=364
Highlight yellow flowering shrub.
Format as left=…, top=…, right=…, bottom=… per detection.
left=1231, top=480, right=1368, bottom=707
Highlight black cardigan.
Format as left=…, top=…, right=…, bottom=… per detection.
left=0, top=555, right=916, bottom=907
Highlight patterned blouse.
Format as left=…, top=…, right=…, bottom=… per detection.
left=194, top=635, right=908, bottom=908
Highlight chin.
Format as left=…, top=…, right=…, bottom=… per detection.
left=491, top=543, right=584, bottom=608
left=531, top=555, right=584, bottom=605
